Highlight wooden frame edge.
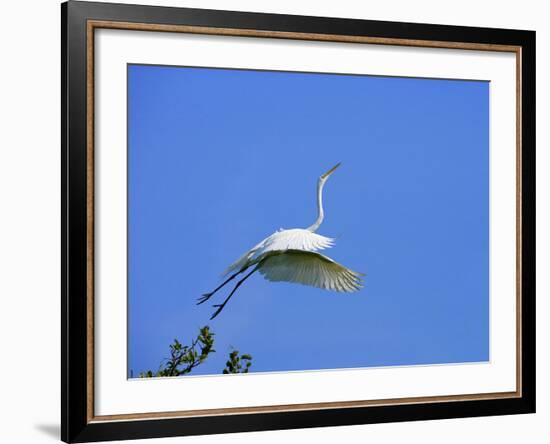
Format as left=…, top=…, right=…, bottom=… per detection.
left=86, top=19, right=95, bottom=424
left=89, top=19, right=522, bottom=52
left=90, top=391, right=520, bottom=423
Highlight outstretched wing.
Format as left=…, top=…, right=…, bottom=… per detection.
left=223, top=229, right=334, bottom=276
left=258, top=249, right=363, bottom=293
left=257, top=229, right=334, bottom=254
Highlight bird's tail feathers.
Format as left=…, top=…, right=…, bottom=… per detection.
left=221, top=252, right=250, bottom=277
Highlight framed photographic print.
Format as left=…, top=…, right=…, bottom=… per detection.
left=61, top=1, right=536, bottom=442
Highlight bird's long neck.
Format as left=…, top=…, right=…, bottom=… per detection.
left=307, top=179, right=326, bottom=232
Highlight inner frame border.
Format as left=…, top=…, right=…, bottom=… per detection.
left=86, top=19, right=523, bottom=424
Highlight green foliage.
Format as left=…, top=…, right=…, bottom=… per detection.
left=138, top=326, right=253, bottom=377
left=138, top=326, right=215, bottom=377
left=222, top=350, right=253, bottom=374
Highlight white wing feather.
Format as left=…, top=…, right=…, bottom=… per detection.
left=258, top=249, right=363, bottom=293
left=223, top=229, right=335, bottom=276
left=255, top=229, right=334, bottom=255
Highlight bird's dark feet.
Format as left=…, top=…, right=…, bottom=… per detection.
left=210, top=304, right=225, bottom=320
left=197, top=292, right=213, bottom=305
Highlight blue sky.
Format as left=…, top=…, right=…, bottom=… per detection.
left=128, top=64, right=489, bottom=377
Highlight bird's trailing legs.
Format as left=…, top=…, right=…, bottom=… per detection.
left=210, top=265, right=259, bottom=320
left=197, top=268, right=247, bottom=305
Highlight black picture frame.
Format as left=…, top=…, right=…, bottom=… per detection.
left=62, top=1, right=536, bottom=442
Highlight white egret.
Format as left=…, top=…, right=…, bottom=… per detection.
left=199, top=163, right=363, bottom=319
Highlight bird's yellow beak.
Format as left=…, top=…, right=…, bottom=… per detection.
left=320, top=162, right=341, bottom=180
